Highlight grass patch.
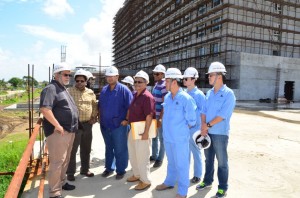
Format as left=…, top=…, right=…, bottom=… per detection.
left=0, top=132, right=28, bottom=197
left=0, top=88, right=41, bottom=106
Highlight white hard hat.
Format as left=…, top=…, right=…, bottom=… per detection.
left=183, top=67, right=199, bottom=78
left=121, top=76, right=134, bottom=85
left=74, top=69, right=88, bottom=80
left=165, top=68, right=183, bottom=79
left=207, top=62, right=227, bottom=74
left=85, top=71, right=95, bottom=79
left=134, top=70, right=149, bottom=84
left=53, top=62, right=71, bottom=74
left=193, top=130, right=211, bottom=149
left=152, top=64, right=166, bottom=74
left=105, top=66, right=119, bottom=76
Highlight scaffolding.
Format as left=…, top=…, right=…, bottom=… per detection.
left=113, top=0, right=300, bottom=88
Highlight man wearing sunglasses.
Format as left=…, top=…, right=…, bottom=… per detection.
left=196, top=62, right=236, bottom=198
left=183, top=67, right=205, bottom=184
left=150, top=64, right=167, bottom=168
left=155, top=68, right=196, bottom=198
left=99, top=66, right=133, bottom=180
left=66, top=69, right=98, bottom=181
left=127, top=70, right=155, bottom=190
left=40, top=62, right=78, bottom=198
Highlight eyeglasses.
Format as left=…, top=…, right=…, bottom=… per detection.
left=61, top=73, right=72, bottom=77
left=134, top=80, right=145, bottom=84
left=76, top=80, right=85, bottom=83
left=153, top=73, right=160, bottom=76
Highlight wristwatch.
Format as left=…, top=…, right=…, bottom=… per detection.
left=207, top=122, right=212, bottom=128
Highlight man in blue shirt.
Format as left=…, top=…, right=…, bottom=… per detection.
left=98, top=66, right=133, bottom=180
left=155, top=68, right=196, bottom=198
left=183, top=67, right=205, bottom=184
left=196, top=62, right=236, bottom=198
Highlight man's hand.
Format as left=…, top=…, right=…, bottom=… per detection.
left=140, top=132, right=149, bottom=140
left=54, top=125, right=64, bottom=136
left=121, top=120, right=129, bottom=126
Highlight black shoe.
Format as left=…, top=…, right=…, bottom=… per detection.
left=67, top=175, right=75, bottom=181
left=50, top=196, right=63, bottom=198
left=101, top=170, right=113, bottom=177
left=116, top=173, right=125, bottom=180
left=191, top=176, right=200, bottom=183
left=149, top=156, right=155, bottom=162
left=153, top=160, right=162, bottom=168
left=62, top=182, right=75, bottom=191
left=80, top=171, right=94, bottom=177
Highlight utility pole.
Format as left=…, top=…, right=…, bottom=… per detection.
left=61, top=45, right=67, bottom=62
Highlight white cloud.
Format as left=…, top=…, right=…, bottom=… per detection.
left=43, top=0, right=74, bottom=18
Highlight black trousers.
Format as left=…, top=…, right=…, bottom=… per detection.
left=66, top=122, right=93, bottom=175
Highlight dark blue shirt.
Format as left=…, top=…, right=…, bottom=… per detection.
left=40, top=80, right=79, bottom=137
left=99, top=82, right=133, bottom=130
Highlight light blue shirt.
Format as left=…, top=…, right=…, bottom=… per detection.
left=204, top=84, right=236, bottom=136
left=187, top=86, right=206, bottom=133
left=162, top=89, right=197, bottom=143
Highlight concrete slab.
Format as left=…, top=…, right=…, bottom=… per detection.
left=22, top=107, right=300, bottom=198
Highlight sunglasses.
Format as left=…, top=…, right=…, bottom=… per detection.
left=134, top=80, right=145, bottom=84
left=61, top=73, right=72, bottom=77
left=153, top=73, right=161, bottom=76
left=76, top=80, right=85, bottom=83
left=183, top=78, right=195, bottom=81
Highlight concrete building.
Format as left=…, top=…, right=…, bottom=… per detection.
left=112, top=0, right=300, bottom=101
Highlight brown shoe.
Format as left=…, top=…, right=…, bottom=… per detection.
left=126, top=175, right=140, bottom=182
left=134, top=181, right=151, bottom=190
left=155, top=183, right=174, bottom=191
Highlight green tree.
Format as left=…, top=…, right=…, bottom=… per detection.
left=22, top=76, right=38, bottom=87
left=8, top=77, right=23, bottom=88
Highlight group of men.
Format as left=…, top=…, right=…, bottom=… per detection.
left=40, top=61, right=235, bottom=198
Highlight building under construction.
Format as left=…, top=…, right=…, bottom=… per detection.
left=112, top=0, right=300, bottom=101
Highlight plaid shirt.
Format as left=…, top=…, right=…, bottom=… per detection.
left=67, top=87, right=98, bottom=122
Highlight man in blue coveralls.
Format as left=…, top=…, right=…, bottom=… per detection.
left=155, top=68, right=196, bottom=198
left=182, top=67, right=205, bottom=184
left=98, top=66, right=133, bottom=180
left=196, top=62, right=236, bottom=198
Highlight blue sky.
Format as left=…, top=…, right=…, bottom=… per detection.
left=0, top=0, right=124, bottom=81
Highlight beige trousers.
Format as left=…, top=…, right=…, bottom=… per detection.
left=47, top=131, right=75, bottom=197
left=128, top=130, right=151, bottom=184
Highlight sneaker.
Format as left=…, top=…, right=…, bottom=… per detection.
left=215, top=189, right=227, bottom=197
left=191, top=176, right=200, bottom=183
left=196, top=182, right=212, bottom=191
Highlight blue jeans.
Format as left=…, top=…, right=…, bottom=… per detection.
left=189, top=131, right=202, bottom=178
left=101, top=125, right=129, bottom=175
left=151, top=126, right=165, bottom=161
left=203, top=134, right=229, bottom=191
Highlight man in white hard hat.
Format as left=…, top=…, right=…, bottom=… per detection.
left=196, top=62, right=236, bottom=198
left=182, top=67, right=205, bottom=184
left=66, top=69, right=98, bottom=181
left=85, top=71, right=96, bottom=89
left=155, top=68, right=196, bottom=198
left=98, top=66, right=133, bottom=180
left=121, top=76, right=135, bottom=93
left=150, top=64, right=167, bottom=168
left=126, top=70, right=155, bottom=190
left=40, top=62, right=78, bottom=198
